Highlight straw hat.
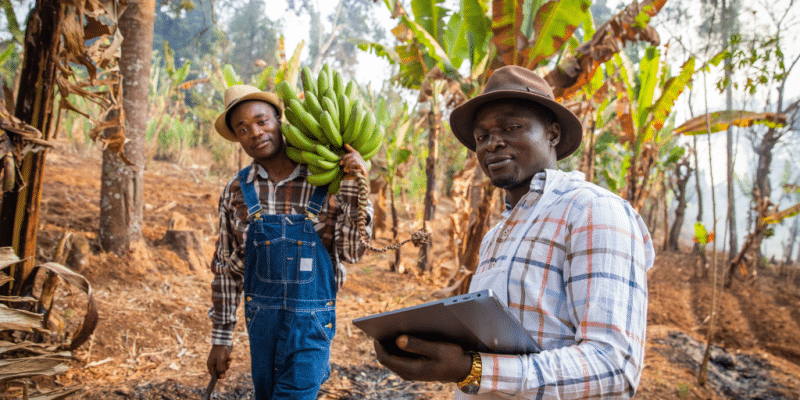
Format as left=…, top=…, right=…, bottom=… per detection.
left=214, top=85, right=283, bottom=142
left=450, top=66, right=583, bottom=160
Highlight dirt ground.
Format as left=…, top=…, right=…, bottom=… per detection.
left=4, top=142, right=800, bottom=399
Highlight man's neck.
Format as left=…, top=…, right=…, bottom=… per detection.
left=256, top=154, right=297, bottom=183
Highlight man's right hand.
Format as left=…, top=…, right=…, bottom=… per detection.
left=207, top=344, right=232, bottom=379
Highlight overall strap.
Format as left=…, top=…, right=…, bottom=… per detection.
left=237, top=166, right=262, bottom=219
left=305, top=184, right=329, bottom=219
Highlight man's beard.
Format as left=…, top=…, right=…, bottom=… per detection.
left=490, top=175, right=528, bottom=191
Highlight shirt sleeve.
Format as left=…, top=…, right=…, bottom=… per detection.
left=208, top=180, right=246, bottom=346
left=475, top=195, right=655, bottom=398
left=333, top=174, right=373, bottom=263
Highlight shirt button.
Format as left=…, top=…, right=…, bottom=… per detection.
left=297, top=240, right=302, bottom=245
left=246, top=318, right=250, bottom=322
left=327, top=301, right=333, bottom=306
left=246, top=296, right=252, bottom=302
left=326, top=323, right=333, bottom=329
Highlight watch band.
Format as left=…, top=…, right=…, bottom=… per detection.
left=457, top=351, right=482, bottom=395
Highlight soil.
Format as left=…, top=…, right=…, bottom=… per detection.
left=4, top=141, right=800, bottom=399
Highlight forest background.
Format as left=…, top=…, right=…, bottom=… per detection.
left=1, top=0, right=800, bottom=398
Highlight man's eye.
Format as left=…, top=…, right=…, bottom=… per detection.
left=504, top=125, right=520, bottom=132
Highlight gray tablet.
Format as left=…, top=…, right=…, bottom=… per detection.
left=352, top=289, right=540, bottom=355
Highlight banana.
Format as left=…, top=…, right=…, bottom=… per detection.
left=317, top=70, right=330, bottom=100
left=314, top=143, right=340, bottom=163
left=285, top=146, right=304, bottom=163
left=304, top=91, right=324, bottom=119
left=319, top=111, right=342, bottom=147
left=307, top=164, right=327, bottom=175
left=301, top=150, right=338, bottom=170
left=322, top=63, right=333, bottom=86
left=283, top=107, right=304, bottom=130
left=345, top=80, right=357, bottom=99
left=327, top=170, right=344, bottom=194
left=289, top=99, right=327, bottom=144
left=332, top=70, right=344, bottom=100
left=277, top=65, right=388, bottom=180
left=306, top=166, right=340, bottom=186
left=351, top=111, right=375, bottom=152
left=361, top=141, right=382, bottom=161
left=321, top=96, right=340, bottom=132
left=319, top=110, right=343, bottom=148
left=358, top=125, right=384, bottom=159
left=282, top=122, right=316, bottom=152
left=301, top=67, right=317, bottom=98
left=338, top=89, right=351, bottom=130
left=277, top=81, right=300, bottom=107
left=342, top=101, right=365, bottom=144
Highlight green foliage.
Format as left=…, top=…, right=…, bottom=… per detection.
left=222, top=64, right=242, bottom=87
left=716, top=34, right=789, bottom=95
left=526, top=0, right=591, bottom=68
left=694, top=222, right=710, bottom=245
left=0, top=41, right=19, bottom=86
left=147, top=115, right=197, bottom=161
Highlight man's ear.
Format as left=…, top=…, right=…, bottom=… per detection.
left=548, top=122, right=561, bottom=147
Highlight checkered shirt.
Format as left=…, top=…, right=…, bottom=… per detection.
left=464, top=170, right=655, bottom=399
left=208, top=162, right=372, bottom=346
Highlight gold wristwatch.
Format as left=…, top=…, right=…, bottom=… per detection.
left=457, top=351, right=482, bottom=395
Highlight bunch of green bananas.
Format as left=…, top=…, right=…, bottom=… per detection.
left=276, top=64, right=384, bottom=194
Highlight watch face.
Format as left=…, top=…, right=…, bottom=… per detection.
left=460, top=384, right=480, bottom=395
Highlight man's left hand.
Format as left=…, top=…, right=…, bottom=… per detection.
left=341, top=143, right=369, bottom=177
left=374, top=335, right=473, bottom=383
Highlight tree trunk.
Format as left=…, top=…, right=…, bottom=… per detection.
left=580, top=119, right=596, bottom=182
left=752, top=128, right=778, bottom=203
left=784, top=217, right=798, bottom=265
left=390, top=179, right=400, bottom=272
left=99, top=0, right=155, bottom=254
left=669, top=159, right=692, bottom=251
left=417, top=108, right=440, bottom=272
left=0, top=0, right=62, bottom=294
left=692, top=136, right=704, bottom=254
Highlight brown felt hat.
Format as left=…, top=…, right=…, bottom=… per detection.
left=215, top=85, right=283, bottom=142
left=450, top=66, right=583, bottom=160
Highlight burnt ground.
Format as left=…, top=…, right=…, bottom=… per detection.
left=2, top=142, right=800, bottom=399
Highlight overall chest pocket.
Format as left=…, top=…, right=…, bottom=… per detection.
left=253, top=237, right=317, bottom=284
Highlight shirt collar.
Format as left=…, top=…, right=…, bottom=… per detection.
left=247, top=161, right=306, bottom=184
left=503, top=171, right=549, bottom=212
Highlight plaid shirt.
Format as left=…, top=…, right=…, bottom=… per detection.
left=208, top=162, right=372, bottom=346
left=461, top=170, right=654, bottom=399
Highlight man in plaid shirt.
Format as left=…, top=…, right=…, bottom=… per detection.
left=206, top=85, right=372, bottom=398
left=375, top=66, right=655, bottom=399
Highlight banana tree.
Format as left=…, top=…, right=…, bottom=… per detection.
left=606, top=46, right=695, bottom=212
left=145, top=42, right=193, bottom=167
left=360, top=0, right=491, bottom=272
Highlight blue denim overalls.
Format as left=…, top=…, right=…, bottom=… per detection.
left=238, top=166, right=337, bottom=399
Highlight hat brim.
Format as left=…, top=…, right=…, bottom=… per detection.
left=450, top=90, right=583, bottom=160
left=215, top=92, right=283, bottom=142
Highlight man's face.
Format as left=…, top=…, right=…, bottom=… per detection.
left=229, top=100, right=284, bottom=163
left=472, top=99, right=560, bottom=194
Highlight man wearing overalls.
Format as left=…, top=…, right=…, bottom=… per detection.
left=206, top=85, right=373, bottom=398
